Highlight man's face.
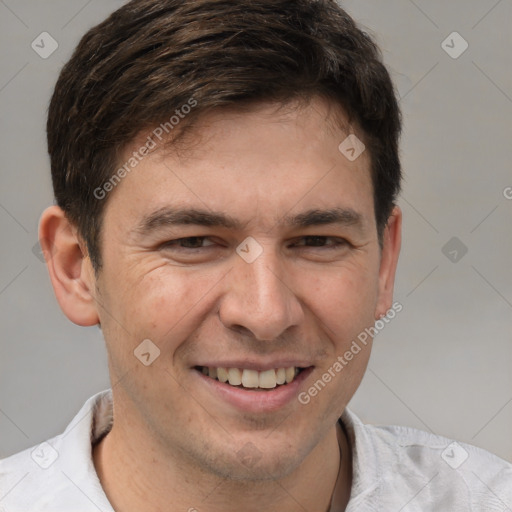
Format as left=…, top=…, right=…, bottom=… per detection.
left=91, top=97, right=395, bottom=479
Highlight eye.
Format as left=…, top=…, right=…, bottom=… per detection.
left=293, top=236, right=348, bottom=249
left=160, top=237, right=216, bottom=250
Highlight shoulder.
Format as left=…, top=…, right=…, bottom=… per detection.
left=0, top=390, right=114, bottom=512
left=341, top=408, right=512, bottom=511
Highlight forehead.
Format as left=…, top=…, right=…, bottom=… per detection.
left=160, top=97, right=356, bottom=162
left=103, top=97, right=374, bottom=234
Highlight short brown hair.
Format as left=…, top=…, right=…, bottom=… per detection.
left=47, top=0, right=402, bottom=273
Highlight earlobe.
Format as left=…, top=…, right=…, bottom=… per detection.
left=375, top=205, right=402, bottom=320
left=39, top=205, right=100, bottom=327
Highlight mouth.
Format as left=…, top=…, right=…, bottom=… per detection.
left=194, top=365, right=307, bottom=391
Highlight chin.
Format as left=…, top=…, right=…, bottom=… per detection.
left=200, top=446, right=301, bottom=482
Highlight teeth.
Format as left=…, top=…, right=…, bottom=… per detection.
left=276, top=367, right=286, bottom=385
left=259, top=369, right=278, bottom=389
left=200, top=365, right=303, bottom=389
left=242, top=369, right=259, bottom=388
left=285, top=367, right=295, bottom=383
left=227, top=368, right=242, bottom=386
left=217, top=367, right=229, bottom=383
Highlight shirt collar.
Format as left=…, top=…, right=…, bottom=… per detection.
left=335, top=408, right=382, bottom=510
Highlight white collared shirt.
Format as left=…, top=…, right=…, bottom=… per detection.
left=1, top=389, right=511, bottom=511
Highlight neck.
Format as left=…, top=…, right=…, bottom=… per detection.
left=93, top=411, right=352, bottom=512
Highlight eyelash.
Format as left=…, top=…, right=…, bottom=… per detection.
left=160, top=236, right=349, bottom=250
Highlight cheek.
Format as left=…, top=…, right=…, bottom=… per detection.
left=120, top=265, right=222, bottom=342
left=299, top=258, right=379, bottom=334
left=302, top=265, right=378, bottom=413
left=99, top=264, right=223, bottom=387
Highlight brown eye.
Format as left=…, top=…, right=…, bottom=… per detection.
left=161, top=237, right=215, bottom=249
left=294, top=236, right=348, bottom=248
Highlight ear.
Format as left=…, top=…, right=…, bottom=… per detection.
left=38, top=205, right=100, bottom=326
left=375, top=205, right=402, bottom=320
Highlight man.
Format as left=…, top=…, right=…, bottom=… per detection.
left=1, top=0, right=510, bottom=510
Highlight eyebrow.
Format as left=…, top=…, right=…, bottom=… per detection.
left=134, top=206, right=365, bottom=236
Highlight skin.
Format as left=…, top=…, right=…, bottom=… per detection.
left=39, top=96, right=401, bottom=512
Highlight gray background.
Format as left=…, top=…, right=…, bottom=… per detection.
left=0, top=0, right=511, bottom=463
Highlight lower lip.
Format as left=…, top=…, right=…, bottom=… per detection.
left=193, top=367, right=314, bottom=413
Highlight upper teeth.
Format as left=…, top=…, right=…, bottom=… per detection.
left=200, top=366, right=300, bottom=389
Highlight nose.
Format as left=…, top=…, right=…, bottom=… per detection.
left=218, top=246, right=304, bottom=341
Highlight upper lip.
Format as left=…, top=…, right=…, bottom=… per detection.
left=193, top=359, right=314, bottom=372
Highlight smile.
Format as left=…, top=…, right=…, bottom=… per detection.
left=195, top=366, right=306, bottom=390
